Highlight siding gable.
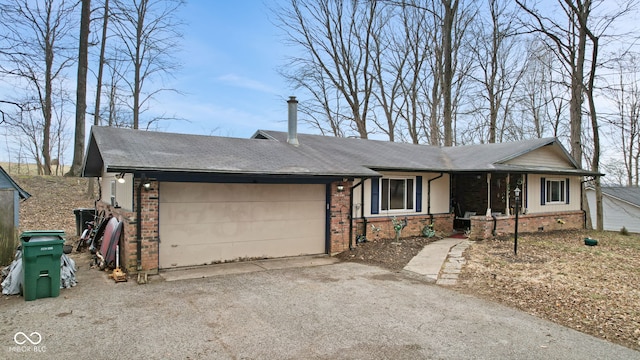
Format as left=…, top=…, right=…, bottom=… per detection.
left=504, top=145, right=574, bottom=169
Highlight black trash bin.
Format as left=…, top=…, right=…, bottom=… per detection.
left=73, top=208, right=95, bottom=236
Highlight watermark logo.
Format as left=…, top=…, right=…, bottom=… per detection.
left=7, top=331, right=46, bottom=353
left=14, top=332, right=42, bottom=345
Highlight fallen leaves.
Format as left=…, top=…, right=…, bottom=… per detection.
left=455, top=230, right=640, bottom=351
left=15, top=175, right=96, bottom=242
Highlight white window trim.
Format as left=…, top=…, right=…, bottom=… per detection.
left=545, top=178, right=566, bottom=204
left=380, top=177, right=415, bottom=212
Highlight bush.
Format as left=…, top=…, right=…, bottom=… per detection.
left=620, top=226, right=630, bottom=236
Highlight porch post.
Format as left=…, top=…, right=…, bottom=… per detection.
left=505, top=174, right=510, bottom=216
left=485, top=173, right=492, bottom=216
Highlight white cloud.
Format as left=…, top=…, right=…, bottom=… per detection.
left=216, top=73, right=279, bottom=94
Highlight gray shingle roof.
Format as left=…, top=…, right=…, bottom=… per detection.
left=257, top=130, right=596, bottom=175
left=256, top=130, right=447, bottom=171
left=0, top=166, right=31, bottom=200
left=83, top=126, right=597, bottom=178
left=601, top=186, right=640, bottom=208
left=83, top=126, right=377, bottom=178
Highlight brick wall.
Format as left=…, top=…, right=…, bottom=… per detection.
left=355, top=213, right=454, bottom=242
left=468, top=210, right=584, bottom=240
left=96, top=178, right=159, bottom=274
left=328, top=181, right=351, bottom=253
left=327, top=181, right=456, bottom=253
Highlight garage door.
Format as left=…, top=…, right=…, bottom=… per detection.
left=159, top=182, right=326, bottom=268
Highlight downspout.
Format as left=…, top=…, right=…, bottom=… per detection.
left=361, top=180, right=366, bottom=239
left=136, top=177, right=143, bottom=271
left=349, top=179, right=365, bottom=250
left=427, top=173, right=444, bottom=224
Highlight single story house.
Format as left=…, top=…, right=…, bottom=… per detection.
left=586, top=186, right=640, bottom=233
left=82, top=97, right=600, bottom=274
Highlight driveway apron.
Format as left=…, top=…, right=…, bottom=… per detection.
left=1, top=261, right=638, bottom=359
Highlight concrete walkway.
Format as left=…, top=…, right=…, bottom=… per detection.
left=403, top=237, right=473, bottom=285
left=160, top=239, right=471, bottom=284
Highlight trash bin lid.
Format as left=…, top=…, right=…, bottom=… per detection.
left=20, top=230, right=66, bottom=242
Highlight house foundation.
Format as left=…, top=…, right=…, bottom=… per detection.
left=467, top=210, right=584, bottom=240
left=353, top=214, right=455, bottom=242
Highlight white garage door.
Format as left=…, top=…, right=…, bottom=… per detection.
left=159, top=182, right=326, bottom=268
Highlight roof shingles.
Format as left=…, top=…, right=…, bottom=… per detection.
left=83, top=126, right=596, bottom=178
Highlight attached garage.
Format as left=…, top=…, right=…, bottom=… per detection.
left=159, top=182, right=327, bottom=268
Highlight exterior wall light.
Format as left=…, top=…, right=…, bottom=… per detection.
left=337, top=183, right=345, bottom=192
left=143, top=181, right=151, bottom=190
left=116, top=172, right=126, bottom=184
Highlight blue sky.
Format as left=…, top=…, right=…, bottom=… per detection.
left=154, top=1, right=307, bottom=138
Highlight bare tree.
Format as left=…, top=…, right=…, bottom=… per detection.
left=295, top=69, right=348, bottom=137
left=110, top=0, right=184, bottom=130
left=517, top=40, right=570, bottom=141
left=67, top=0, right=91, bottom=177
left=517, top=0, right=638, bottom=231
left=604, top=52, right=640, bottom=186
left=276, top=0, right=383, bottom=139
left=392, top=1, right=434, bottom=144
left=468, top=0, right=526, bottom=143
left=441, top=0, right=459, bottom=146
left=0, top=0, right=78, bottom=174
left=517, top=0, right=588, bottom=166
left=370, top=4, right=401, bottom=141
left=94, top=0, right=110, bottom=127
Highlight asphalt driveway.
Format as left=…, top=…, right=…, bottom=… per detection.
left=1, top=260, right=638, bottom=359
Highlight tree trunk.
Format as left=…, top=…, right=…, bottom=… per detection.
left=442, top=0, right=458, bottom=146
left=586, top=28, right=603, bottom=231
left=68, top=0, right=91, bottom=177
left=94, top=0, right=109, bottom=126
left=42, top=32, right=53, bottom=176
left=569, top=3, right=589, bottom=168
left=132, top=0, right=146, bottom=130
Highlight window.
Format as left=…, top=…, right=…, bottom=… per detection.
left=545, top=179, right=566, bottom=203
left=381, top=178, right=414, bottom=211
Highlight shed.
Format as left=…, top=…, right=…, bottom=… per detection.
left=0, top=166, right=31, bottom=264
left=586, top=186, right=640, bottom=233
left=0, top=166, right=31, bottom=229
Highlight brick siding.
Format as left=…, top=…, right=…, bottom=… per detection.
left=96, top=178, right=159, bottom=274
left=328, top=181, right=351, bottom=253
left=468, top=210, right=584, bottom=240
left=354, top=214, right=455, bottom=242
left=97, top=178, right=582, bottom=272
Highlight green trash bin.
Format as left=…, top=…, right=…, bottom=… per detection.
left=20, top=230, right=65, bottom=301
